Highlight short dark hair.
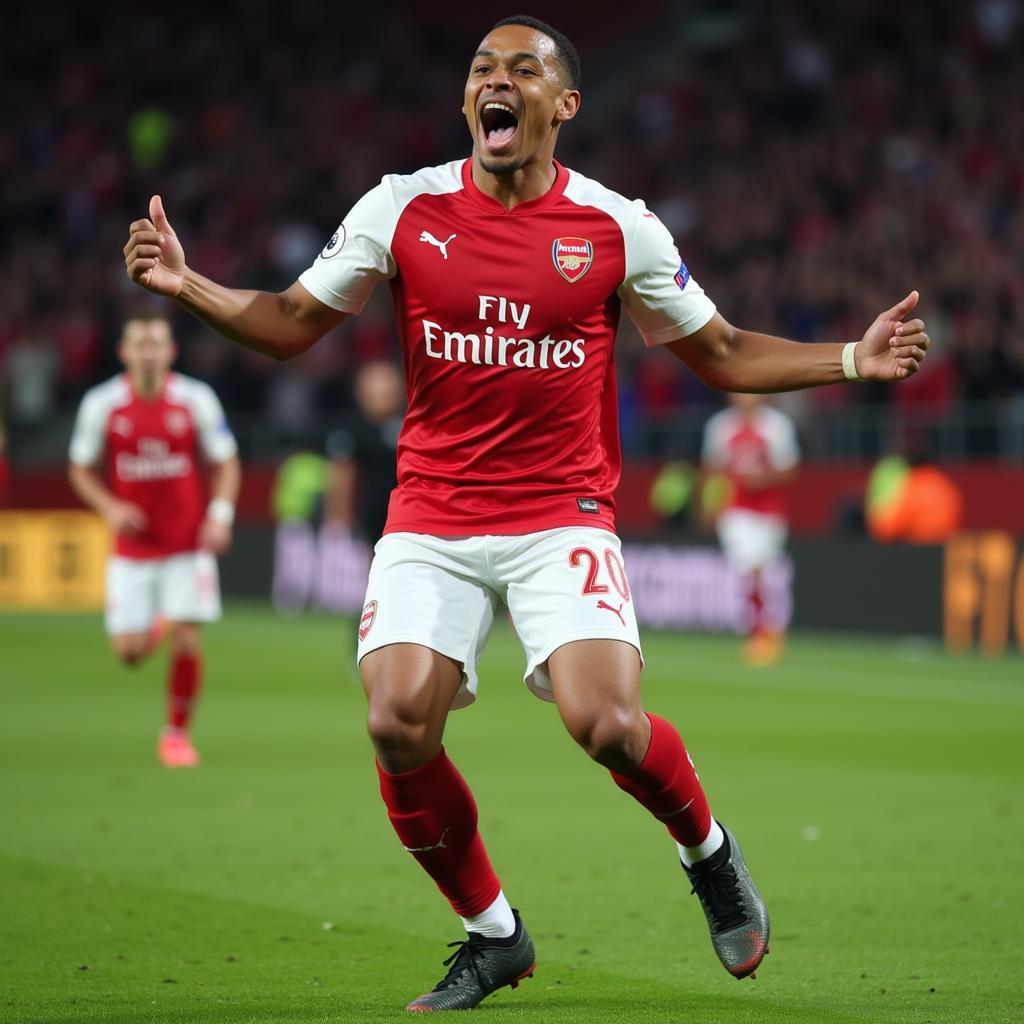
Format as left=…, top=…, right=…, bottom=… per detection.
left=121, top=309, right=175, bottom=340
left=122, top=308, right=173, bottom=328
left=491, top=15, right=581, bottom=89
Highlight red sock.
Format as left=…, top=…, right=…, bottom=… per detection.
left=610, top=713, right=712, bottom=847
left=377, top=748, right=502, bottom=916
left=167, top=651, right=202, bottom=730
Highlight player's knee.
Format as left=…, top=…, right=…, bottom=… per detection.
left=168, top=623, right=201, bottom=655
left=366, top=703, right=434, bottom=765
left=112, top=640, right=145, bottom=666
left=569, top=707, right=645, bottom=768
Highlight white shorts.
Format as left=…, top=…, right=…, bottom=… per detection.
left=717, top=508, right=788, bottom=573
left=357, top=528, right=643, bottom=708
left=105, top=551, right=222, bottom=635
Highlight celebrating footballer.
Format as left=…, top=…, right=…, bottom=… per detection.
left=123, top=14, right=929, bottom=1012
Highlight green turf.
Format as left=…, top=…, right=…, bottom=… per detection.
left=1, top=606, right=1021, bottom=1023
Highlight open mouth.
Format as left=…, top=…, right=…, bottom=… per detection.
left=480, top=101, right=519, bottom=152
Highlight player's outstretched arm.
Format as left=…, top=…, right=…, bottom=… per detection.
left=668, top=292, right=928, bottom=393
left=124, top=196, right=348, bottom=360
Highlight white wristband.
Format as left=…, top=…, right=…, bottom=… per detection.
left=207, top=497, right=235, bottom=526
left=842, top=341, right=863, bottom=381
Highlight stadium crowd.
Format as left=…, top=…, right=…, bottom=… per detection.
left=2, top=0, right=1022, bottom=456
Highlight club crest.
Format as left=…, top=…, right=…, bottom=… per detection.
left=552, top=237, right=594, bottom=283
left=111, top=415, right=133, bottom=439
left=359, top=600, right=378, bottom=641
left=164, top=409, right=189, bottom=437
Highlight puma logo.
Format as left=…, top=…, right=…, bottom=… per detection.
left=656, top=798, right=695, bottom=820
left=597, top=599, right=626, bottom=627
left=419, top=230, right=456, bottom=260
left=402, top=826, right=451, bottom=853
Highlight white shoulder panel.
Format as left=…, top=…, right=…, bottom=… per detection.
left=564, top=169, right=716, bottom=347
left=167, top=374, right=238, bottom=463
left=298, top=160, right=465, bottom=314
left=701, top=407, right=737, bottom=467
left=68, top=375, right=131, bottom=466
left=757, top=407, right=800, bottom=470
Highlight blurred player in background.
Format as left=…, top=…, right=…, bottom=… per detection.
left=702, top=394, right=799, bottom=666
left=324, top=359, right=402, bottom=544
left=68, top=314, right=240, bottom=768
left=123, top=15, right=930, bottom=1011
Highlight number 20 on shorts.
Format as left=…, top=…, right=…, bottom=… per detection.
left=568, top=547, right=631, bottom=601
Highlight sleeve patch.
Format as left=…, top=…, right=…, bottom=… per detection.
left=321, top=225, right=347, bottom=259
left=674, top=262, right=691, bottom=290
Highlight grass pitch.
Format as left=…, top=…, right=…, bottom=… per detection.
left=1, top=605, right=1021, bottom=1023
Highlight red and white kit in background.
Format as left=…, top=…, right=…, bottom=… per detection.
left=68, top=373, right=238, bottom=634
left=298, top=159, right=716, bottom=698
left=701, top=403, right=800, bottom=575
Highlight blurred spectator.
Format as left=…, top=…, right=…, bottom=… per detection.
left=272, top=451, right=329, bottom=526
left=2, top=1, right=1022, bottom=458
left=324, top=360, right=403, bottom=544
left=2, top=321, right=60, bottom=431
left=649, top=460, right=697, bottom=533
left=866, top=448, right=964, bottom=543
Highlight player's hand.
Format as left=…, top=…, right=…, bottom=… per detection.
left=123, top=195, right=186, bottom=297
left=198, top=519, right=232, bottom=555
left=855, top=291, right=929, bottom=381
left=105, top=500, right=147, bottom=536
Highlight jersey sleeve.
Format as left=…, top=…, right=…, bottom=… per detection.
left=297, top=178, right=400, bottom=314
left=68, top=390, right=108, bottom=467
left=190, top=383, right=238, bottom=463
left=764, top=411, right=800, bottom=471
left=701, top=411, right=729, bottom=469
left=618, top=205, right=716, bottom=347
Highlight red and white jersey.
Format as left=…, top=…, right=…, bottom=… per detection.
left=702, top=405, right=799, bottom=518
left=69, top=373, right=237, bottom=559
left=299, top=158, right=715, bottom=536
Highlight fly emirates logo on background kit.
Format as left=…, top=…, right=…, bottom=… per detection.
left=420, top=294, right=587, bottom=371
left=116, top=438, right=191, bottom=482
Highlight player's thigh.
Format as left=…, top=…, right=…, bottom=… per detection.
left=159, top=551, right=222, bottom=623
left=358, top=533, right=499, bottom=710
left=105, top=556, right=159, bottom=636
left=717, top=509, right=787, bottom=572
left=546, top=637, right=645, bottom=763
left=501, top=527, right=642, bottom=702
left=361, top=643, right=464, bottom=770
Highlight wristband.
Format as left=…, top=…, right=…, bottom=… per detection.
left=842, top=341, right=863, bottom=381
left=207, top=497, right=235, bottom=526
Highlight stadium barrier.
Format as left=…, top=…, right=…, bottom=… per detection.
left=6, top=461, right=1024, bottom=535
left=945, top=533, right=1024, bottom=657
left=0, top=511, right=108, bottom=609
left=3, top=516, right=1020, bottom=655
left=252, top=524, right=1023, bottom=654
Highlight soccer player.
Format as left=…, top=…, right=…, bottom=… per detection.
left=122, top=15, right=930, bottom=1009
left=702, top=394, right=799, bottom=666
left=68, top=314, right=241, bottom=768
